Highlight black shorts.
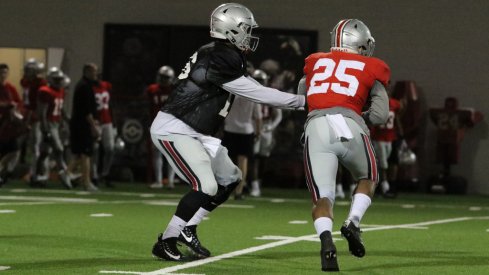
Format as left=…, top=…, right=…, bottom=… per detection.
left=222, top=131, right=254, bottom=160
left=0, top=139, right=18, bottom=155
left=70, top=124, right=94, bottom=156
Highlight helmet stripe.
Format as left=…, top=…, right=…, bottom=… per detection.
left=335, top=19, right=351, bottom=48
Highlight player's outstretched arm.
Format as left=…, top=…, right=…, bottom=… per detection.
left=221, top=76, right=305, bottom=110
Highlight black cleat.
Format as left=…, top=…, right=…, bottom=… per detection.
left=177, top=226, right=211, bottom=258
left=319, top=231, right=339, bottom=272
left=340, top=220, right=365, bottom=258
left=152, top=234, right=185, bottom=261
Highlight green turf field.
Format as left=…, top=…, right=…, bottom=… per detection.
left=1, top=181, right=488, bottom=274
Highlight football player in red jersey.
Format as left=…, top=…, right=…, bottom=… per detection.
left=36, top=67, right=72, bottom=189
left=370, top=97, right=402, bottom=196
left=20, top=59, right=47, bottom=183
left=0, top=63, right=26, bottom=187
left=146, top=66, right=176, bottom=189
left=300, top=19, right=390, bottom=271
left=92, top=78, right=116, bottom=187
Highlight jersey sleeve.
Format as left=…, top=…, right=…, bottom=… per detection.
left=370, top=58, right=391, bottom=87
left=38, top=87, right=50, bottom=103
left=207, top=49, right=245, bottom=85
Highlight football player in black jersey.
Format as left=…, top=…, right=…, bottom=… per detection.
left=150, top=3, right=305, bottom=261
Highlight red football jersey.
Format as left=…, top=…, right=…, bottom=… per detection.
left=93, top=81, right=112, bottom=124
left=38, top=85, right=65, bottom=122
left=20, top=77, right=47, bottom=111
left=304, top=50, right=390, bottom=114
left=0, top=82, right=22, bottom=116
left=370, top=98, right=401, bottom=141
left=146, top=83, right=172, bottom=118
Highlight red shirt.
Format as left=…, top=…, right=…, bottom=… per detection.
left=93, top=81, right=112, bottom=124
left=146, top=83, right=172, bottom=118
left=303, top=50, right=390, bottom=114
left=430, top=108, right=475, bottom=144
left=371, top=98, right=401, bottom=141
left=0, top=82, right=22, bottom=116
left=38, top=85, right=65, bottom=122
left=20, top=77, right=47, bottom=111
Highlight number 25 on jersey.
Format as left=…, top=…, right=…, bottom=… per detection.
left=307, top=58, right=365, bottom=97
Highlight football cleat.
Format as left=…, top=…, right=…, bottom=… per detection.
left=177, top=226, right=211, bottom=258
left=152, top=234, right=185, bottom=261
left=319, top=231, right=339, bottom=272
left=340, top=220, right=365, bottom=258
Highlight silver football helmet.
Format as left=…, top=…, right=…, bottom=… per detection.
left=210, top=3, right=259, bottom=51
left=252, top=69, right=269, bottom=86
left=156, top=65, right=175, bottom=84
left=331, top=19, right=375, bottom=57
left=24, top=58, right=45, bottom=76
left=47, top=67, right=65, bottom=87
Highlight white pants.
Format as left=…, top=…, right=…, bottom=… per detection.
left=372, top=141, right=392, bottom=170
left=151, top=133, right=242, bottom=196
left=304, top=116, right=378, bottom=203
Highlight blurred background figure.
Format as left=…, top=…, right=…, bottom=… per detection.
left=20, top=59, right=46, bottom=182
left=249, top=69, right=282, bottom=197
left=92, top=76, right=116, bottom=187
left=370, top=95, right=402, bottom=197
left=145, top=65, right=176, bottom=189
left=69, top=63, right=100, bottom=191
left=222, top=95, right=262, bottom=200
left=429, top=97, right=483, bottom=193
left=0, top=63, right=27, bottom=187
left=35, top=67, right=72, bottom=188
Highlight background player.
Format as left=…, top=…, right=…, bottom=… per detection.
left=150, top=3, right=305, bottom=262
left=300, top=19, right=389, bottom=271
left=146, top=65, right=176, bottom=189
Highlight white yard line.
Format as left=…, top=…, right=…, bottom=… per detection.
left=99, top=216, right=488, bottom=275
left=0, top=195, right=97, bottom=203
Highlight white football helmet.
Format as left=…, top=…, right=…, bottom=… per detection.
left=331, top=19, right=375, bottom=57
left=252, top=69, right=269, bottom=86
left=24, top=58, right=45, bottom=76
left=210, top=3, right=259, bottom=51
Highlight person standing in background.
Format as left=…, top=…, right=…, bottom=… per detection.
left=0, top=63, right=26, bottom=186
left=92, top=77, right=116, bottom=187
left=69, top=63, right=100, bottom=191
left=146, top=66, right=176, bottom=189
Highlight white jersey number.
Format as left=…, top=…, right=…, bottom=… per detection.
left=178, top=52, right=198, bottom=80
left=307, top=58, right=365, bottom=97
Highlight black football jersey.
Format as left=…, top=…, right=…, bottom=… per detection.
left=161, top=41, right=247, bottom=135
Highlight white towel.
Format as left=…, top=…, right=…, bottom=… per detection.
left=198, top=135, right=222, bottom=158
left=326, top=114, right=354, bottom=140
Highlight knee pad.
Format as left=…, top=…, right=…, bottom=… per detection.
left=211, top=181, right=240, bottom=207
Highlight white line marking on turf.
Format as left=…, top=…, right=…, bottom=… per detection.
left=270, top=199, right=285, bottom=203
left=90, top=213, right=113, bottom=217
left=469, top=206, right=481, bottom=211
left=0, top=202, right=56, bottom=206
left=401, top=204, right=416, bottom=209
left=0, top=266, right=11, bottom=271
left=0, top=209, right=16, bottom=214
left=0, top=195, right=97, bottom=203
left=486, top=229, right=489, bottom=232
left=288, top=220, right=308, bottom=224
left=139, top=194, right=156, bottom=198
left=99, top=216, right=488, bottom=275
left=143, top=201, right=254, bottom=209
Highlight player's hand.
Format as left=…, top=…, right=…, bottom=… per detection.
left=91, top=125, right=101, bottom=140
left=42, top=131, right=52, bottom=142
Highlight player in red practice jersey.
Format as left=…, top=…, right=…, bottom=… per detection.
left=146, top=66, right=176, bottom=189
left=20, top=59, right=47, bottom=181
left=0, top=63, right=26, bottom=187
left=300, top=19, right=390, bottom=271
left=92, top=79, right=116, bottom=187
left=36, top=67, right=72, bottom=189
left=370, top=97, right=402, bottom=196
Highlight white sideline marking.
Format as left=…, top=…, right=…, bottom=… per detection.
left=469, top=206, right=481, bottom=211
left=401, top=204, right=416, bottom=209
left=0, top=266, right=11, bottom=271
left=90, top=213, right=113, bottom=217
left=288, top=220, right=308, bottom=224
left=0, top=201, right=55, bottom=206
left=99, top=216, right=488, bottom=275
left=270, top=199, right=285, bottom=203
left=0, top=210, right=16, bottom=214
left=362, top=224, right=427, bottom=230
left=486, top=229, right=489, bottom=232
left=0, top=195, right=97, bottom=203
left=255, top=235, right=342, bottom=243
left=140, top=194, right=157, bottom=198
left=144, top=201, right=254, bottom=209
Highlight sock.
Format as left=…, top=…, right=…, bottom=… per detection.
left=314, top=217, right=333, bottom=236
left=162, top=215, right=187, bottom=239
left=186, top=207, right=210, bottom=227
left=347, top=193, right=371, bottom=227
